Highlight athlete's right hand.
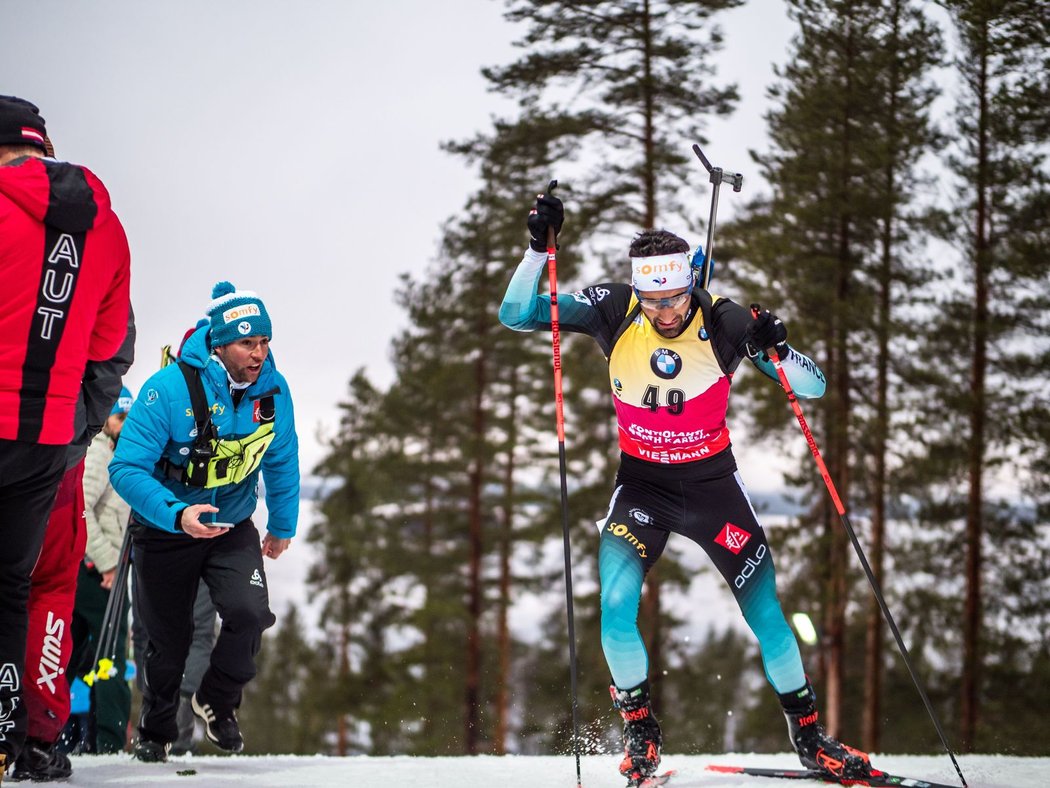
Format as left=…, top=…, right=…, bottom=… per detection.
left=180, top=503, right=227, bottom=539
left=527, top=192, right=564, bottom=252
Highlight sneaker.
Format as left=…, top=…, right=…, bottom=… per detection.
left=9, top=737, right=72, bottom=782
left=132, top=737, right=171, bottom=763
left=191, top=693, right=244, bottom=753
left=779, top=680, right=870, bottom=780
left=610, top=681, right=662, bottom=784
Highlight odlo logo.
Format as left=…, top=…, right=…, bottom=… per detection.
left=605, top=522, right=647, bottom=558
left=733, top=544, right=768, bottom=589
left=36, top=612, right=65, bottom=694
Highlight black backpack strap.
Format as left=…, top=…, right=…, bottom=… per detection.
left=178, top=362, right=212, bottom=435
left=692, top=289, right=734, bottom=376
left=610, top=301, right=643, bottom=354
left=176, top=362, right=218, bottom=485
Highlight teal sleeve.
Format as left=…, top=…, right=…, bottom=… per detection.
left=498, top=247, right=605, bottom=333
left=499, top=248, right=554, bottom=330
left=750, top=344, right=827, bottom=399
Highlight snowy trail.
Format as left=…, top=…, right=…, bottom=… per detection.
left=62, top=752, right=1044, bottom=787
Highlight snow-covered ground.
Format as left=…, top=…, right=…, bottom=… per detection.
left=63, top=752, right=1044, bottom=787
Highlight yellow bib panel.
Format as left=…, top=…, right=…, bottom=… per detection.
left=608, top=295, right=732, bottom=464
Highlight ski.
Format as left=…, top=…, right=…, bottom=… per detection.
left=626, top=770, right=676, bottom=787
left=707, top=764, right=959, bottom=788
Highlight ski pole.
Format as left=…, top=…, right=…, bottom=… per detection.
left=543, top=179, right=583, bottom=788
left=692, top=144, right=743, bottom=290
left=85, top=523, right=132, bottom=686
left=87, top=344, right=174, bottom=686
left=750, top=305, right=968, bottom=788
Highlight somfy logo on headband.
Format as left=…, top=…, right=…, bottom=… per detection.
left=631, top=253, right=692, bottom=292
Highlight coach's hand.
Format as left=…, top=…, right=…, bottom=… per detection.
left=179, top=503, right=227, bottom=539
left=262, top=533, right=291, bottom=560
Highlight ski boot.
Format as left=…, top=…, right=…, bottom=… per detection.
left=611, top=680, right=663, bottom=786
left=8, top=737, right=72, bottom=782
left=779, top=680, right=870, bottom=780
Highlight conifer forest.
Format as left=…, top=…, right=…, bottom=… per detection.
left=235, top=0, right=1049, bottom=759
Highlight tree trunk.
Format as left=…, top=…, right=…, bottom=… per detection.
left=337, top=622, right=350, bottom=756
left=961, top=13, right=991, bottom=754
left=638, top=0, right=665, bottom=706
left=495, top=368, right=519, bottom=754
left=422, top=449, right=438, bottom=746
left=864, top=0, right=903, bottom=752
left=464, top=313, right=490, bottom=753
left=825, top=6, right=858, bottom=735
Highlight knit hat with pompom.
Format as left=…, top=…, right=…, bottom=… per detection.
left=206, top=281, right=272, bottom=348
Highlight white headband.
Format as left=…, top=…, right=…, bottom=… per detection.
left=631, top=253, right=692, bottom=292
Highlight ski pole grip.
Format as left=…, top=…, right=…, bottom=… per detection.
left=545, top=179, right=559, bottom=249
left=749, top=302, right=782, bottom=362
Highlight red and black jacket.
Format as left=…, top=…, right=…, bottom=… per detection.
left=0, top=156, right=131, bottom=445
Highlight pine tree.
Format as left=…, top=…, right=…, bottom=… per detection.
left=715, top=0, right=942, bottom=735
left=306, top=116, right=595, bottom=754
left=853, top=0, right=943, bottom=751
left=308, top=370, right=426, bottom=753
left=485, top=0, right=743, bottom=709
left=239, top=605, right=332, bottom=754
left=906, top=0, right=1050, bottom=751
left=486, top=0, right=741, bottom=236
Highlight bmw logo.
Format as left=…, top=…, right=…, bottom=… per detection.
left=650, top=348, right=682, bottom=379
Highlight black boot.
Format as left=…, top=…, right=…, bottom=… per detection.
left=9, top=737, right=72, bottom=782
left=778, top=680, right=870, bottom=779
left=610, top=680, right=662, bottom=785
left=133, top=736, right=171, bottom=763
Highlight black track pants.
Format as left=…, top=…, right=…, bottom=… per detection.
left=131, top=518, right=275, bottom=744
left=0, top=439, right=66, bottom=760
left=597, top=451, right=805, bottom=694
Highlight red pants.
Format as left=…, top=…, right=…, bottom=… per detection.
left=23, top=461, right=87, bottom=743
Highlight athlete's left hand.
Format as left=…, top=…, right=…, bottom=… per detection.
left=746, top=306, right=788, bottom=356
left=261, top=533, right=292, bottom=560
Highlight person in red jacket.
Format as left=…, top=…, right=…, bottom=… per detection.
left=0, top=95, right=131, bottom=779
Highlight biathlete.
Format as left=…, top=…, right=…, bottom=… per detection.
left=498, top=191, right=872, bottom=787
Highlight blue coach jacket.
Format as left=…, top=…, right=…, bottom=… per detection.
left=109, top=325, right=299, bottom=537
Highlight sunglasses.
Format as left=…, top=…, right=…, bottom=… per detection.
left=635, top=286, right=693, bottom=311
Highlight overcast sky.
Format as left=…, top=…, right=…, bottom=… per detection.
left=3, top=0, right=794, bottom=479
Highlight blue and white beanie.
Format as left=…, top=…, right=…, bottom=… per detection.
left=110, top=386, right=134, bottom=416
left=206, top=281, right=272, bottom=348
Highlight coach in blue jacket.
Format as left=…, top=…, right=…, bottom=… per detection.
left=110, top=281, right=299, bottom=762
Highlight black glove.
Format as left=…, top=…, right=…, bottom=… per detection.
left=746, top=306, right=788, bottom=360
left=527, top=192, right=564, bottom=252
